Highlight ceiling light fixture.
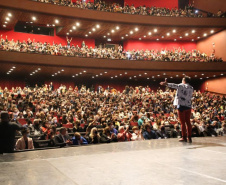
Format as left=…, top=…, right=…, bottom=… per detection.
left=55, top=19, right=59, bottom=24
left=154, top=29, right=157, bottom=32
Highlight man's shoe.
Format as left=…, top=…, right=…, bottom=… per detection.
left=179, top=137, right=187, bottom=142
left=188, top=137, right=192, bottom=143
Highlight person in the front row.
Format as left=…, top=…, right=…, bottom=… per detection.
left=15, top=128, right=34, bottom=150
left=54, top=127, right=72, bottom=147
left=160, top=76, right=193, bottom=143
left=72, top=132, right=88, bottom=145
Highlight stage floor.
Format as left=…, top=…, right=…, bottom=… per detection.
left=0, top=137, right=226, bottom=185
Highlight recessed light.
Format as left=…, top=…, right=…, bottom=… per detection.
left=58, top=71, right=61, bottom=73
left=8, top=13, right=12, bottom=17
left=206, top=77, right=209, bottom=78
left=30, top=22, right=33, bottom=24
left=92, top=28, right=96, bottom=32
left=12, top=66, right=16, bottom=68
left=5, top=17, right=10, bottom=21
left=221, top=73, right=224, bottom=75
left=72, top=26, right=76, bottom=30
left=125, top=72, right=127, bottom=74
left=55, top=19, right=59, bottom=24
left=144, top=73, right=147, bottom=75
left=143, top=35, right=146, bottom=38
left=107, top=33, right=110, bottom=35
left=139, top=74, right=141, bottom=76
left=52, top=24, right=55, bottom=27
left=191, top=39, right=194, bottom=41
left=76, top=22, right=80, bottom=26
left=85, top=34, right=88, bottom=37
left=156, top=39, right=159, bottom=41
left=55, top=73, right=57, bottom=75
left=195, top=75, right=197, bottom=77
left=210, top=30, right=214, bottom=34
left=70, top=30, right=72, bottom=32
left=191, top=30, right=195, bottom=33
left=76, top=74, right=78, bottom=76
left=111, top=77, right=113, bottom=79
left=116, top=26, right=120, bottom=30
left=96, top=75, right=98, bottom=77
left=135, top=27, right=139, bottom=31
left=100, top=73, right=102, bottom=75
left=66, top=33, right=69, bottom=35
left=79, top=72, right=82, bottom=74
left=154, top=29, right=157, bottom=32
left=115, top=75, right=118, bottom=78
left=139, top=38, right=142, bottom=40
left=176, top=75, right=179, bottom=77
left=201, top=74, right=204, bottom=75
left=30, top=74, right=32, bottom=76
left=35, top=70, right=38, bottom=72
left=104, top=72, right=107, bottom=73
left=162, top=36, right=164, bottom=38
left=180, top=36, right=182, bottom=39
left=120, top=74, right=122, bottom=76
left=121, top=37, right=124, bottom=39
left=172, top=29, right=176, bottom=33
left=197, top=37, right=200, bottom=39
left=148, top=32, right=152, bottom=35
left=200, top=78, right=203, bottom=80
left=32, top=16, right=36, bottom=21
left=203, top=33, right=207, bottom=37
left=111, top=30, right=115, bottom=33
left=185, top=33, right=189, bottom=36
left=129, top=77, right=132, bottom=79
left=47, top=24, right=49, bottom=27
left=152, top=76, right=155, bottom=78
left=61, top=69, right=64, bottom=71
left=157, top=75, right=160, bottom=76
left=107, top=38, right=111, bottom=41
left=103, top=36, right=106, bottom=38
left=52, top=75, right=54, bottom=77
left=96, top=24, right=100, bottom=28
left=72, top=75, right=75, bottom=77
left=92, top=76, right=95, bottom=78
left=130, top=31, right=133, bottom=34
left=83, top=70, right=86, bottom=73
left=147, top=78, right=150, bottom=80
left=37, top=28, right=40, bottom=30
left=174, top=39, right=177, bottom=41
left=125, top=34, right=128, bottom=37
left=3, top=25, right=6, bottom=27
left=170, top=77, right=173, bottom=78
left=134, top=76, right=136, bottom=78
left=213, top=75, right=216, bottom=77
left=5, top=22, right=8, bottom=24
left=89, top=32, right=91, bottom=34
left=163, top=73, right=166, bottom=75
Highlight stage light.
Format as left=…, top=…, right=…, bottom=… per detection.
left=143, top=35, right=146, bottom=38
left=210, top=30, right=214, bottom=34
left=111, top=30, right=115, bottom=33
left=185, top=33, right=189, bottom=36
left=167, top=33, right=170, bottom=36
left=130, top=31, right=133, bottom=34
left=76, top=22, right=80, bottom=26
left=70, top=30, right=72, bottom=32
left=116, top=26, right=120, bottom=30
left=172, top=29, right=176, bottom=33
left=3, top=25, right=6, bottom=27
left=197, top=37, right=200, bottom=39
left=32, top=16, right=36, bottom=21
left=5, top=17, right=10, bottom=21
left=8, top=13, right=12, bottom=17
left=148, top=32, right=152, bottom=35
left=96, top=24, right=100, bottom=28
left=192, top=30, right=195, bottom=33
left=203, top=33, right=207, bottom=37
left=121, top=37, right=124, bottom=39
left=174, top=39, right=177, bottom=41
left=156, top=39, right=159, bottom=41
left=92, top=28, right=96, bottom=32
left=154, top=29, right=157, bottom=32
left=139, top=38, right=141, bottom=40
left=72, top=26, right=76, bottom=30
left=135, top=27, right=139, bottom=31
left=55, top=19, right=59, bottom=24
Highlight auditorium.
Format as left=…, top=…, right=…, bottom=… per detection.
left=0, top=0, right=226, bottom=184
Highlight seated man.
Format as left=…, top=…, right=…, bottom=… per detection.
left=15, top=128, right=34, bottom=150
left=72, top=132, right=88, bottom=145
left=54, top=127, right=72, bottom=147
left=117, top=125, right=132, bottom=142
left=142, top=123, right=158, bottom=140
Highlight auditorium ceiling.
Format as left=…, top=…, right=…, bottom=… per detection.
left=0, top=62, right=224, bottom=81
left=0, top=8, right=225, bottom=42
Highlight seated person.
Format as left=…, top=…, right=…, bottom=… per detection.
left=131, top=126, right=143, bottom=141
left=142, top=123, right=158, bottom=140
left=15, top=128, right=34, bottom=150
left=89, top=127, right=100, bottom=144
left=156, top=125, right=168, bottom=139
left=203, top=124, right=217, bottom=137
left=54, top=127, right=72, bottom=147
left=100, top=127, right=118, bottom=143
left=170, top=124, right=182, bottom=138
left=117, top=125, right=132, bottom=142
left=72, top=132, right=88, bottom=145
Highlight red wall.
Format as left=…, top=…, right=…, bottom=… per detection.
left=200, top=77, right=226, bottom=95
left=123, top=40, right=197, bottom=51
left=0, top=29, right=95, bottom=48
left=124, top=0, right=178, bottom=9
left=197, top=30, right=226, bottom=61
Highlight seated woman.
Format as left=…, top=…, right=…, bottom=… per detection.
left=72, top=132, right=88, bottom=145
left=142, top=123, right=158, bottom=140
left=117, top=125, right=132, bottom=142
left=89, top=127, right=100, bottom=144
left=15, top=128, right=34, bottom=150
left=100, top=127, right=118, bottom=143
left=131, top=126, right=143, bottom=141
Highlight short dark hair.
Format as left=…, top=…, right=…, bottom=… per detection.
left=183, top=76, right=191, bottom=84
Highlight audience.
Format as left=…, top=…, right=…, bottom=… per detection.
left=0, top=35, right=223, bottom=62
left=0, top=83, right=225, bottom=152
left=34, top=0, right=226, bottom=18
left=15, top=128, right=34, bottom=150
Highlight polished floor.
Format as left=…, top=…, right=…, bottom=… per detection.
left=0, top=137, right=226, bottom=185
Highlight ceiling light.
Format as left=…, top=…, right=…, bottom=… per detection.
left=89, top=32, right=91, bottom=34
left=92, top=28, right=96, bottom=32
left=143, top=35, right=146, bottom=38
left=107, top=38, right=112, bottom=41
left=157, top=75, right=160, bottom=77
left=96, top=75, right=98, bottom=77
left=130, top=31, right=133, bottom=34
left=5, top=17, right=10, bottom=21
left=116, top=26, right=120, bottom=30
left=55, top=73, right=57, bottom=75
left=121, top=37, right=124, bottom=39
left=111, top=77, right=113, bottom=79
left=66, top=33, right=69, bottom=35
left=47, top=24, right=49, bottom=27
left=156, top=39, right=159, bottom=41
left=134, top=76, right=136, bottom=78
left=139, top=38, right=141, bottom=40
left=58, top=71, right=61, bottom=73
left=176, top=75, right=179, bottom=77
left=197, top=37, right=200, bottom=39
left=144, top=73, right=147, bottom=75
left=213, top=75, right=216, bottom=77
left=5, top=22, right=8, bottom=24
left=174, top=39, right=177, bottom=41
left=111, top=30, right=115, bottom=33
left=120, top=74, right=122, bottom=76
left=30, top=74, right=32, bottom=76
left=148, top=32, right=152, bottom=35
left=32, top=16, right=36, bottom=21
left=135, top=27, right=139, bottom=31
left=115, top=75, right=118, bottom=78
left=96, top=24, right=100, bottom=28
left=203, top=33, right=207, bottom=37
left=210, top=30, right=214, bottom=34
left=85, top=34, right=88, bottom=37
left=83, top=70, right=86, bottom=73
left=8, top=13, right=12, bottom=17
left=76, top=22, right=80, bottom=26
left=192, top=30, right=195, bottom=33
left=76, top=74, right=78, bottom=76
left=12, top=66, right=16, bottom=68
left=170, top=77, right=173, bottom=78
left=147, top=78, right=149, bottom=80
left=195, top=10, right=198, bottom=13
left=180, top=36, right=182, bottom=39
left=201, top=74, right=204, bottom=75
left=107, top=33, right=110, bottom=35
left=195, top=75, right=197, bottom=77
left=30, top=22, right=33, bottom=24
left=161, top=36, right=164, bottom=38
left=139, top=74, right=142, bottom=76
left=70, top=30, right=72, bottom=32
left=152, top=76, right=155, bottom=78
left=221, top=73, right=224, bottom=75
left=100, top=73, right=102, bottom=75
left=52, top=75, right=54, bottom=77
left=154, top=29, right=157, bottom=32
left=191, top=39, right=194, bottom=41
left=206, top=77, right=209, bottom=79
left=125, top=72, right=127, bottom=74
left=72, top=75, right=75, bottom=77
left=61, top=69, right=64, bottom=71
left=80, top=72, right=82, bottom=74
left=92, top=76, right=94, bottom=78
left=129, top=77, right=132, bottom=79
left=104, top=72, right=107, bottom=73
left=3, top=25, right=6, bottom=27
left=172, top=29, right=176, bottom=33
left=37, top=28, right=40, bottom=30
left=35, top=70, right=38, bottom=72
left=125, top=34, right=128, bottom=37
left=103, top=36, right=106, bottom=38
left=72, top=26, right=76, bottom=30
left=52, top=24, right=55, bottom=27
left=185, top=33, right=189, bottom=36
left=200, top=78, right=203, bottom=80
left=55, top=19, right=59, bottom=24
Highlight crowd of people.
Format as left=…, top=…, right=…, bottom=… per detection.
left=0, top=83, right=225, bottom=152
left=0, top=36, right=223, bottom=62
left=34, top=0, right=226, bottom=18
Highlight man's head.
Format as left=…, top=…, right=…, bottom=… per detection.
left=60, top=127, right=67, bottom=136
left=1, top=111, right=9, bottom=122
left=182, top=76, right=191, bottom=84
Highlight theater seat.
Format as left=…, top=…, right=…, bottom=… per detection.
left=18, top=118, right=27, bottom=125
left=62, top=124, right=73, bottom=128
left=130, top=122, right=138, bottom=127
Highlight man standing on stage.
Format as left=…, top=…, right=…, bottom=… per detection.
left=160, top=76, right=193, bottom=143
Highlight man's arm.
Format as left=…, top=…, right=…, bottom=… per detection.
left=160, top=78, right=179, bottom=89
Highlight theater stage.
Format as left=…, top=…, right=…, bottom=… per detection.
left=0, top=137, right=226, bottom=185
